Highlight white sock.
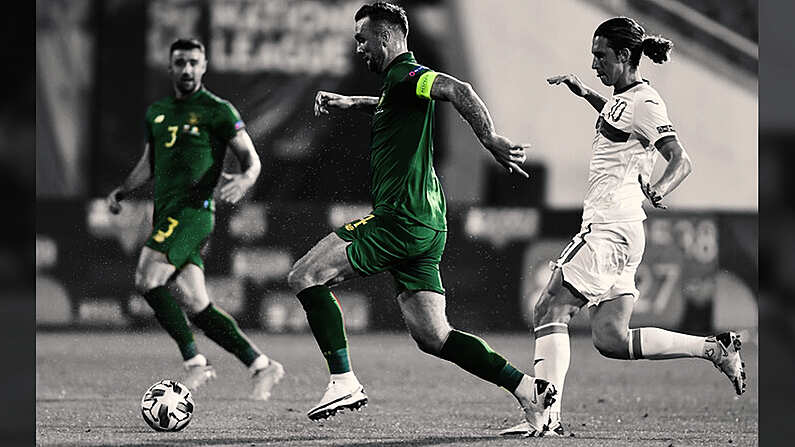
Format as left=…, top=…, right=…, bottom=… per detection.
left=183, top=353, right=207, bottom=368
left=330, top=371, right=358, bottom=385
left=248, top=355, right=271, bottom=374
left=630, top=327, right=707, bottom=360
left=533, top=323, right=570, bottom=421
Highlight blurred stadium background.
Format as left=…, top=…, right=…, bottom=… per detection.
left=36, top=0, right=757, bottom=337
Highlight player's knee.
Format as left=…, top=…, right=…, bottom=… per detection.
left=532, top=293, right=554, bottom=327
left=410, top=333, right=437, bottom=354
left=592, top=323, right=630, bottom=359
left=289, top=262, right=339, bottom=293
left=287, top=263, right=313, bottom=292
left=135, top=272, right=164, bottom=295
left=410, top=329, right=445, bottom=355
left=533, top=293, right=570, bottom=327
left=180, top=292, right=209, bottom=314
left=403, top=317, right=448, bottom=355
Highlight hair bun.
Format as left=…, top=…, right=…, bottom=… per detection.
left=642, top=35, right=673, bottom=64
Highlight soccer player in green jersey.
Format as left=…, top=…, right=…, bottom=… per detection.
left=286, top=2, right=557, bottom=428
left=105, top=38, right=284, bottom=400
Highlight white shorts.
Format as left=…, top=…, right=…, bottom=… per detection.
left=553, top=221, right=645, bottom=307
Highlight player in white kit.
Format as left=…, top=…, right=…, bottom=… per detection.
left=500, top=17, right=747, bottom=437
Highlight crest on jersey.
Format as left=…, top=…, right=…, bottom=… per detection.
left=154, top=114, right=165, bottom=123
left=188, top=113, right=199, bottom=125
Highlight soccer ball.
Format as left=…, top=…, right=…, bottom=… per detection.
left=140, top=380, right=195, bottom=432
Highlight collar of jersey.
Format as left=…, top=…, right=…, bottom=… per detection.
left=613, top=79, right=648, bottom=95
left=173, top=86, right=205, bottom=102
left=384, top=52, right=416, bottom=75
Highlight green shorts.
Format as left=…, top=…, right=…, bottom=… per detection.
left=144, top=206, right=214, bottom=270
left=334, top=212, right=446, bottom=295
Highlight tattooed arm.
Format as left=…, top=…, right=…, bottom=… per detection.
left=429, top=73, right=530, bottom=178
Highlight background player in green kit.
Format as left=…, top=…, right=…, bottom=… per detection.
left=105, top=39, right=284, bottom=400
left=287, top=2, right=557, bottom=429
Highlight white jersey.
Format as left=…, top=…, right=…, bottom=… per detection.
left=582, top=81, right=678, bottom=224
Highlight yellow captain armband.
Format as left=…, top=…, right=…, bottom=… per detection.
left=416, top=71, right=438, bottom=99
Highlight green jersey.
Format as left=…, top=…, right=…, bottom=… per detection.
left=369, top=52, right=446, bottom=231
left=144, top=87, right=244, bottom=217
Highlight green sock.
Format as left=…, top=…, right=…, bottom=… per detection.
left=189, top=303, right=261, bottom=367
left=438, top=329, right=525, bottom=393
left=143, top=286, right=198, bottom=361
left=297, top=285, right=351, bottom=374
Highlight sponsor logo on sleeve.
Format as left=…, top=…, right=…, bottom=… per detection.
left=408, top=66, right=428, bottom=77
left=656, top=124, right=675, bottom=134
left=234, top=120, right=245, bottom=130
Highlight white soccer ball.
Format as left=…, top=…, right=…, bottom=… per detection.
left=140, top=380, right=195, bottom=432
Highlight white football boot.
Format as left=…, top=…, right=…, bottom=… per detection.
left=250, top=359, right=285, bottom=401
left=544, top=419, right=567, bottom=437
left=181, top=354, right=217, bottom=391
left=499, top=418, right=566, bottom=437
left=511, top=376, right=557, bottom=436
left=707, top=331, right=747, bottom=395
left=499, top=420, right=532, bottom=437
left=307, top=374, right=368, bottom=421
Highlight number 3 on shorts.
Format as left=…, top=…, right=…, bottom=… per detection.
left=153, top=217, right=179, bottom=243
left=344, top=214, right=374, bottom=231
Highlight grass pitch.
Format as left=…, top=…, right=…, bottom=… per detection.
left=36, top=331, right=757, bottom=446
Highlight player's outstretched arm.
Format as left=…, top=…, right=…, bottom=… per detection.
left=429, top=72, right=529, bottom=178
left=638, top=137, right=693, bottom=209
left=220, top=129, right=261, bottom=204
left=107, top=142, right=153, bottom=214
left=547, top=74, right=607, bottom=112
left=314, top=91, right=379, bottom=117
